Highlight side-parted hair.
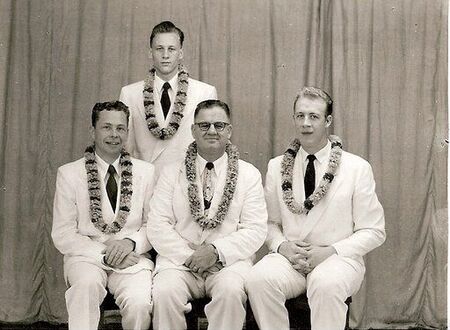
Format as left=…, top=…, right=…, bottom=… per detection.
left=150, top=21, right=185, bottom=47
left=293, top=86, right=333, bottom=116
left=91, top=101, right=130, bottom=127
left=194, top=99, right=231, bottom=121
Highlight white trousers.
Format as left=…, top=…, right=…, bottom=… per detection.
left=152, top=261, right=251, bottom=330
left=246, top=253, right=365, bottom=330
left=65, top=261, right=152, bottom=330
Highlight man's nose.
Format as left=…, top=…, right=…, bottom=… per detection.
left=110, top=128, right=119, bottom=136
left=206, top=123, right=218, bottom=134
left=303, top=116, right=311, bottom=126
left=162, top=49, right=169, bottom=58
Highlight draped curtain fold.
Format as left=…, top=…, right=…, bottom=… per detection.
left=0, top=0, right=446, bottom=328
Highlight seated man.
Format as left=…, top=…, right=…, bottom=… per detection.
left=246, top=87, right=386, bottom=330
left=147, top=99, right=267, bottom=330
left=52, top=101, right=155, bottom=330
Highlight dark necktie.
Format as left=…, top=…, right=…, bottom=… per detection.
left=203, top=162, right=214, bottom=211
left=304, top=154, right=316, bottom=199
left=106, top=165, right=118, bottom=211
left=161, top=82, right=171, bottom=119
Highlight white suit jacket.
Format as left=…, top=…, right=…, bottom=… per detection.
left=265, top=148, right=386, bottom=267
left=119, top=77, right=217, bottom=173
left=52, top=156, right=155, bottom=276
left=147, top=157, right=268, bottom=274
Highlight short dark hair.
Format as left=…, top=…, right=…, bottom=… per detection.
left=194, top=99, right=231, bottom=121
left=150, top=21, right=184, bottom=47
left=293, top=86, right=333, bottom=116
left=91, top=101, right=130, bottom=127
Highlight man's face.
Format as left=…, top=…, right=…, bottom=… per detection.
left=191, top=106, right=232, bottom=160
left=293, top=97, right=332, bottom=154
left=91, top=110, right=128, bottom=163
left=150, top=32, right=183, bottom=80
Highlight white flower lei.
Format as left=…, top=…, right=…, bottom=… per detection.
left=84, top=145, right=133, bottom=234
left=143, top=64, right=189, bottom=140
left=185, top=142, right=239, bottom=229
left=281, top=135, right=342, bottom=214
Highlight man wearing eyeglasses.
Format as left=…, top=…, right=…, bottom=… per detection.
left=147, top=99, right=268, bottom=330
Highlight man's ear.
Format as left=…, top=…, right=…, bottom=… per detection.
left=179, top=48, right=184, bottom=61
left=90, top=126, right=95, bottom=141
left=325, top=115, right=333, bottom=127
left=226, top=124, right=233, bottom=140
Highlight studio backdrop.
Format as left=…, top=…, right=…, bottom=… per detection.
left=0, top=0, right=447, bottom=328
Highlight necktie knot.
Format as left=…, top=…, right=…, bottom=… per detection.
left=206, top=162, right=214, bottom=170
left=307, top=154, right=316, bottom=162
left=108, top=165, right=116, bottom=175
left=162, top=82, right=171, bottom=91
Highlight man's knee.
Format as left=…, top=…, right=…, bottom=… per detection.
left=307, top=270, right=346, bottom=298
left=211, top=273, right=246, bottom=303
left=153, top=270, right=186, bottom=304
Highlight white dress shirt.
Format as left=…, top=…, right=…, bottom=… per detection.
left=154, top=73, right=179, bottom=120
left=299, top=140, right=331, bottom=187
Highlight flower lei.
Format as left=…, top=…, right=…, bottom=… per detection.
left=143, top=64, right=189, bottom=140
left=84, top=145, right=133, bottom=234
left=185, top=141, right=239, bottom=229
left=281, top=135, right=342, bottom=214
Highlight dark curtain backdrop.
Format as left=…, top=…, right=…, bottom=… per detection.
left=0, top=0, right=447, bottom=328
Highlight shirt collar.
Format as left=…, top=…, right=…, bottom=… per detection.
left=299, top=140, right=331, bottom=165
left=95, top=153, right=120, bottom=180
left=154, top=72, right=179, bottom=94
left=197, top=152, right=228, bottom=177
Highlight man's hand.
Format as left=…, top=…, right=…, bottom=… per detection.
left=289, top=254, right=313, bottom=275
left=184, top=243, right=218, bottom=274
left=114, top=251, right=140, bottom=269
left=305, top=245, right=336, bottom=268
left=278, top=240, right=310, bottom=262
left=103, top=239, right=135, bottom=266
left=200, top=261, right=224, bottom=279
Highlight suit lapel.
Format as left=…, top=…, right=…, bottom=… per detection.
left=298, top=165, right=343, bottom=241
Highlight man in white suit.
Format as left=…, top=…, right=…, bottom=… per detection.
left=119, top=21, right=217, bottom=175
left=52, top=101, right=155, bottom=330
left=147, top=99, right=267, bottom=330
left=246, top=87, right=386, bottom=330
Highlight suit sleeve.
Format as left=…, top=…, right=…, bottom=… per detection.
left=212, top=166, right=268, bottom=266
left=147, top=167, right=195, bottom=265
left=119, top=86, right=138, bottom=157
left=332, top=162, right=386, bottom=258
left=124, top=163, right=155, bottom=254
left=51, top=167, right=106, bottom=264
left=264, top=158, right=288, bottom=252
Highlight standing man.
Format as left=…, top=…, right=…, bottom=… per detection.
left=119, top=21, right=217, bottom=175
left=246, top=87, right=386, bottom=330
left=52, top=101, right=155, bottom=330
left=147, top=100, right=267, bottom=330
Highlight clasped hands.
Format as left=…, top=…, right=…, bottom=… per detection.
left=278, top=240, right=336, bottom=275
left=184, top=243, right=223, bottom=278
left=102, top=238, right=138, bottom=269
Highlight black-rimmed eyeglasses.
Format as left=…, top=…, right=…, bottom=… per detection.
left=194, top=121, right=230, bottom=132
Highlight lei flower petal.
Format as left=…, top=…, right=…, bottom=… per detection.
left=143, top=64, right=189, bottom=140
left=84, top=145, right=133, bottom=234
left=185, top=142, right=239, bottom=229
left=281, top=135, right=342, bottom=215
